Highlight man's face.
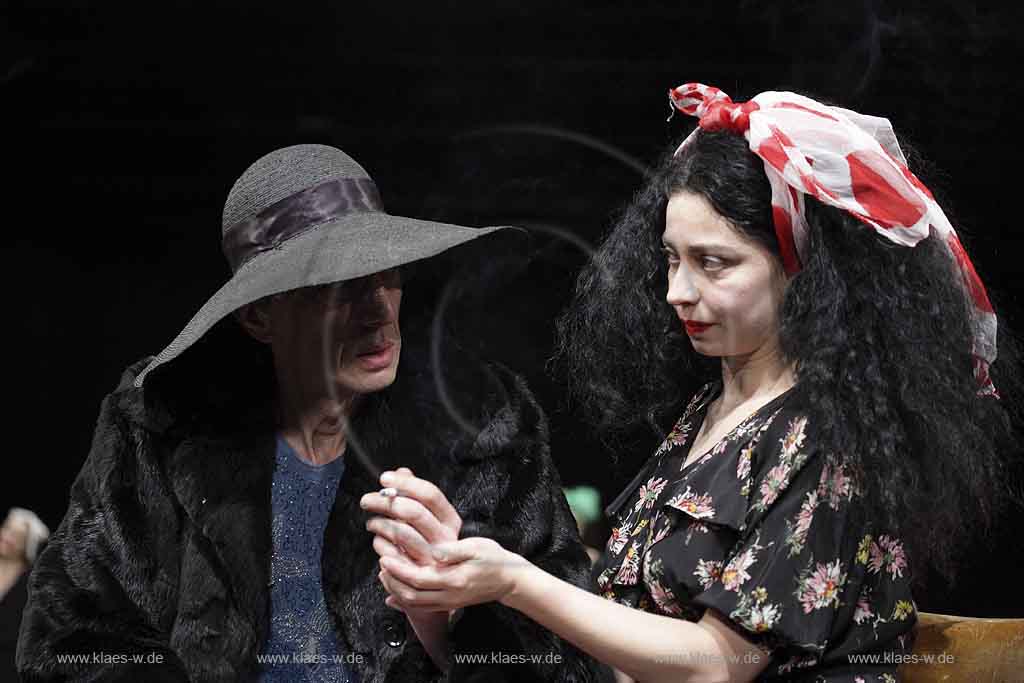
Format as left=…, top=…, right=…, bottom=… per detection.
left=263, top=268, right=403, bottom=401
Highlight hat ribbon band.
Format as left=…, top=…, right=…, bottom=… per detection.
left=222, top=177, right=383, bottom=271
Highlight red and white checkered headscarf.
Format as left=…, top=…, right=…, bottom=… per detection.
left=668, top=83, right=997, bottom=397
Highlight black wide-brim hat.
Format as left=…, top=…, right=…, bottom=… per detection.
left=134, top=144, right=519, bottom=387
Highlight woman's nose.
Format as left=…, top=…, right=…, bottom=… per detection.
left=666, top=267, right=699, bottom=307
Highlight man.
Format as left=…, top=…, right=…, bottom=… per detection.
left=17, top=144, right=609, bottom=682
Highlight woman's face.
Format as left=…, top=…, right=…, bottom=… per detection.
left=662, top=191, right=788, bottom=360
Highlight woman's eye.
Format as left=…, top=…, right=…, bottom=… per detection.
left=701, top=256, right=726, bottom=271
left=662, top=248, right=679, bottom=265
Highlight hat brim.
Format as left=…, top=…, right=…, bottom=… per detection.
left=134, top=213, right=521, bottom=387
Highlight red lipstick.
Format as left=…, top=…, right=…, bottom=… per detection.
left=683, top=320, right=714, bottom=335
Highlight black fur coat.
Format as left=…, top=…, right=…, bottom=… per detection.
left=17, top=330, right=611, bottom=682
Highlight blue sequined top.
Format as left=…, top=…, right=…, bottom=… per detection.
left=254, top=435, right=359, bottom=682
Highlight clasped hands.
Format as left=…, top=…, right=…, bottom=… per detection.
left=359, top=468, right=528, bottom=615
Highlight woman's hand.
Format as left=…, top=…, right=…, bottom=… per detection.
left=360, top=468, right=530, bottom=611
left=377, top=536, right=531, bottom=612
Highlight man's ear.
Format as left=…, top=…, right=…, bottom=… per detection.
left=234, top=299, right=274, bottom=344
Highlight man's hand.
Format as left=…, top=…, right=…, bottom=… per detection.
left=359, top=468, right=463, bottom=669
left=360, top=467, right=462, bottom=563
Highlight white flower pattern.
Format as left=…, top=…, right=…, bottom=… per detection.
left=635, top=476, right=668, bottom=511
left=722, top=534, right=765, bottom=592
left=694, top=559, right=724, bottom=589
left=665, top=486, right=715, bottom=519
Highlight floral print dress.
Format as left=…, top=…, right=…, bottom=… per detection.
left=593, top=382, right=916, bottom=682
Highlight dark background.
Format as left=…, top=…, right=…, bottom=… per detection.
left=4, top=0, right=1023, bottom=616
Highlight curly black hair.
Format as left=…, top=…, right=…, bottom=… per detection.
left=555, top=128, right=1022, bottom=584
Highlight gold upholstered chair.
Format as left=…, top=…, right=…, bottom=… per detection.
left=900, top=611, right=1024, bottom=682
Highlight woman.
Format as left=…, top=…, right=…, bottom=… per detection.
left=360, top=85, right=1019, bottom=681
